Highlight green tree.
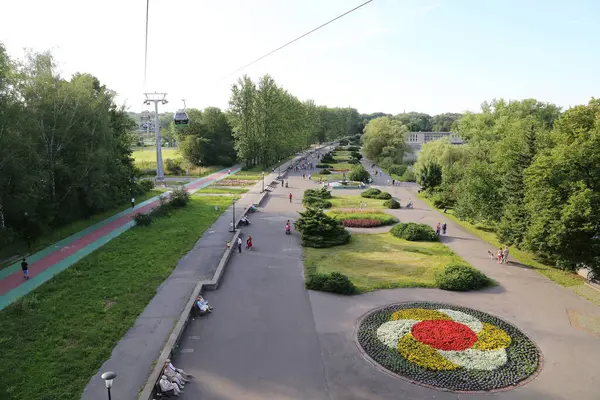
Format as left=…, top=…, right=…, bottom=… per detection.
left=362, top=116, right=409, bottom=163
left=417, top=162, right=442, bottom=190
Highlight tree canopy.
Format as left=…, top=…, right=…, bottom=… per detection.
left=0, top=45, right=141, bottom=249
left=228, top=74, right=361, bottom=169
left=361, top=116, right=410, bottom=167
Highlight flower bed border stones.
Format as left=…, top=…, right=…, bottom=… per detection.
left=356, top=302, right=542, bottom=392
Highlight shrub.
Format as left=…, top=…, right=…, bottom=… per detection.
left=348, top=159, right=359, bottom=164
left=388, top=164, right=407, bottom=176
left=350, top=151, right=362, bottom=160
left=435, top=263, right=491, bottom=291
left=348, top=164, right=370, bottom=182
left=295, top=208, right=351, bottom=248
left=376, top=192, right=392, bottom=200
left=304, top=187, right=332, bottom=199
left=401, top=168, right=416, bottom=182
left=339, top=139, right=349, bottom=146
left=305, top=272, right=356, bottom=295
left=134, top=212, right=152, bottom=226
left=390, top=223, right=438, bottom=241
left=330, top=211, right=398, bottom=226
left=347, top=146, right=360, bottom=152
left=320, top=168, right=331, bottom=174
left=361, top=188, right=381, bottom=198
left=321, top=153, right=335, bottom=164
left=316, top=163, right=332, bottom=168
left=384, top=198, right=401, bottom=209
left=341, top=219, right=383, bottom=228
left=170, top=187, right=190, bottom=207
left=165, top=158, right=185, bottom=175
left=139, top=180, right=155, bottom=192
left=140, top=168, right=157, bottom=176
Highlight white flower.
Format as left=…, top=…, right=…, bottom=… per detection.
left=437, top=348, right=507, bottom=371
left=376, top=319, right=419, bottom=349
left=437, top=309, right=483, bottom=333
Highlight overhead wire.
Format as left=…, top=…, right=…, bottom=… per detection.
left=220, top=0, right=375, bottom=80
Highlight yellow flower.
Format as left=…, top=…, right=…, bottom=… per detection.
left=392, top=308, right=452, bottom=321
left=472, top=323, right=511, bottom=350
left=398, top=334, right=459, bottom=371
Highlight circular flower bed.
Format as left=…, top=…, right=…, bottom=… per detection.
left=357, top=302, right=541, bottom=392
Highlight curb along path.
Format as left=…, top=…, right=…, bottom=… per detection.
left=0, top=166, right=240, bottom=311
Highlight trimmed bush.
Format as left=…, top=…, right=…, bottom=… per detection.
left=320, top=168, right=331, bottom=174
left=295, top=208, right=351, bottom=248
left=435, top=263, right=492, bottom=291
left=165, top=158, right=185, bottom=175
left=133, top=212, right=152, bottom=226
left=350, top=151, right=362, bottom=160
left=347, top=146, right=360, bottom=152
left=384, top=198, right=401, bottom=209
left=339, top=139, right=349, bottom=146
left=388, top=164, right=407, bottom=176
left=139, top=180, right=155, bottom=192
left=361, top=188, right=381, bottom=198
left=401, top=168, right=416, bottom=182
left=169, top=187, right=190, bottom=207
left=321, top=153, right=336, bottom=164
left=306, top=272, right=356, bottom=295
left=348, top=164, right=370, bottom=182
left=316, top=163, right=332, bottom=168
left=348, top=159, right=359, bottom=164
left=390, top=223, right=438, bottom=241
left=376, top=192, right=392, bottom=200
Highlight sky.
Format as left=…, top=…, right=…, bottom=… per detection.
left=1, top=0, right=599, bottom=115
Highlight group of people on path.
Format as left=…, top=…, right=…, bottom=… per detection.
left=496, top=247, right=510, bottom=264
left=436, top=222, right=447, bottom=236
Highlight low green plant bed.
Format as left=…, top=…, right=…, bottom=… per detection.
left=391, top=223, right=438, bottom=242
left=330, top=195, right=385, bottom=209
left=305, top=272, right=356, bottom=295
left=435, top=263, right=493, bottom=291
left=303, top=233, right=471, bottom=292
left=329, top=210, right=398, bottom=227
left=0, top=196, right=233, bottom=400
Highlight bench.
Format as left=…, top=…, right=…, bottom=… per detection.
left=154, top=366, right=175, bottom=398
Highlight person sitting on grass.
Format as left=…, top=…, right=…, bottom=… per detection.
left=164, top=361, right=187, bottom=388
left=159, top=374, right=182, bottom=396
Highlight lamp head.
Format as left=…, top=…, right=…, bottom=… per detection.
left=101, top=371, right=117, bottom=389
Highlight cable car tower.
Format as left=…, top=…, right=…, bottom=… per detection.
left=143, top=92, right=168, bottom=182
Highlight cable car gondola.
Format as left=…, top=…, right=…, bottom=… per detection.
left=174, top=99, right=189, bottom=126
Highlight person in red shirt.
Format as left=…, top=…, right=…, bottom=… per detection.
left=288, top=193, right=292, bottom=203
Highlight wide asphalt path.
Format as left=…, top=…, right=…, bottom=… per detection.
left=175, top=154, right=330, bottom=400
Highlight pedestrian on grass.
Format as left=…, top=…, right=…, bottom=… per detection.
left=21, top=258, right=29, bottom=280
left=237, top=237, right=242, bottom=253
left=131, top=197, right=135, bottom=208
left=288, top=193, right=293, bottom=203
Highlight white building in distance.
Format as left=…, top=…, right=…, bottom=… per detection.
left=404, top=132, right=465, bottom=161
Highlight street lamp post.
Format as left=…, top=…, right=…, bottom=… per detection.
left=143, top=92, right=168, bottom=183
left=278, top=160, right=281, bottom=179
left=261, top=172, right=264, bottom=193
left=231, top=199, right=236, bottom=232
left=101, top=371, right=117, bottom=400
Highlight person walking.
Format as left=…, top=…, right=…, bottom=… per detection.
left=436, top=222, right=441, bottom=236
left=246, top=235, right=253, bottom=251
left=237, top=237, right=242, bottom=253
left=442, top=222, right=447, bottom=235
left=288, top=193, right=293, bottom=203
left=21, top=258, right=29, bottom=280
left=131, top=197, right=135, bottom=208
left=502, top=247, right=509, bottom=264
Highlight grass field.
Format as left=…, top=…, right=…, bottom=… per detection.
left=0, top=190, right=162, bottom=269
left=196, top=187, right=250, bottom=194
left=417, top=194, right=583, bottom=288
left=0, top=196, right=232, bottom=400
left=132, top=147, right=180, bottom=169
left=304, top=233, right=469, bottom=292
left=330, top=195, right=386, bottom=209
left=315, top=172, right=344, bottom=181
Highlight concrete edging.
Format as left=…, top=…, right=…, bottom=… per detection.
left=138, top=192, right=268, bottom=400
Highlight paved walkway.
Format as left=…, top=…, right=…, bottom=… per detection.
left=171, top=158, right=600, bottom=400
left=81, top=148, right=332, bottom=400
left=0, top=166, right=239, bottom=311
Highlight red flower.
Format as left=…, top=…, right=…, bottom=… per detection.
left=341, top=219, right=382, bottom=227
left=411, top=320, right=477, bottom=351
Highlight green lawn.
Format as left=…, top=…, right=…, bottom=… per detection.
left=0, top=196, right=232, bottom=400
left=330, top=195, right=386, bottom=209
left=231, top=171, right=265, bottom=180
left=132, top=147, right=180, bottom=169
left=417, top=194, right=583, bottom=288
left=196, top=187, right=249, bottom=194
left=0, top=190, right=162, bottom=269
left=329, top=162, right=354, bottom=170
left=304, top=233, right=469, bottom=292
left=212, top=179, right=258, bottom=187
left=315, top=172, right=344, bottom=181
